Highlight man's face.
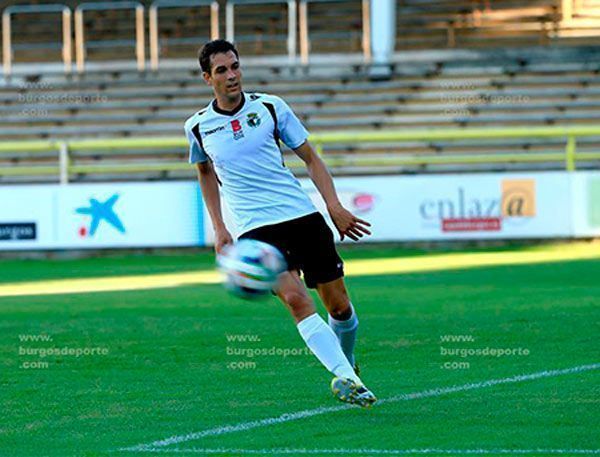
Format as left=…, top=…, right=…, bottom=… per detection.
left=203, top=51, right=242, bottom=99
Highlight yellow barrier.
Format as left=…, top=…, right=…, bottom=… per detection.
left=1, top=125, right=599, bottom=181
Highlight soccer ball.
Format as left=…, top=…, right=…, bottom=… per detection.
left=217, top=239, right=287, bottom=299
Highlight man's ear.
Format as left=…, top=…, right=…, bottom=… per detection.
left=202, top=71, right=212, bottom=86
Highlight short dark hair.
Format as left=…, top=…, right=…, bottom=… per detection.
left=198, top=39, right=239, bottom=73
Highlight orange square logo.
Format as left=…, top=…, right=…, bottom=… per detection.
left=501, top=179, right=536, bottom=217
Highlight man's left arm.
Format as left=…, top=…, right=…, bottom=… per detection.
left=293, top=140, right=371, bottom=241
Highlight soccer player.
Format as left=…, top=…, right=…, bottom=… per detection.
left=184, top=39, right=376, bottom=407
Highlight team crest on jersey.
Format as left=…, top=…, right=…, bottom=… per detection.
left=231, top=119, right=244, bottom=140
left=247, top=112, right=261, bottom=128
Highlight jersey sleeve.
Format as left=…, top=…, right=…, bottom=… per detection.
left=185, top=120, right=209, bottom=164
left=272, top=96, right=309, bottom=149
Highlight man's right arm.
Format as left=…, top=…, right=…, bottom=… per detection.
left=196, top=161, right=233, bottom=253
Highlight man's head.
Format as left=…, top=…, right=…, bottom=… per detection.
left=199, top=39, right=242, bottom=101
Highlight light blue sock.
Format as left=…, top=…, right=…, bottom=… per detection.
left=328, top=303, right=358, bottom=366
left=297, top=313, right=360, bottom=383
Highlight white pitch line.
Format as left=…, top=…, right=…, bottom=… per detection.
left=122, top=447, right=600, bottom=455
left=123, top=404, right=353, bottom=451
left=120, top=363, right=600, bottom=452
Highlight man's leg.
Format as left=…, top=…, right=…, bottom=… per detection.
left=317, top=277, right=359, bottom=367
left=314, top=276, right=376, bottom=407
left=276, top=270, right=360, bottom=384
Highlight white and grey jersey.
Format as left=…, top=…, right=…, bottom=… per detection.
left=184, top=92, right=316, bottom=235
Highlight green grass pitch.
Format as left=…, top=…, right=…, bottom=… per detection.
left=1, top=243, right=599, bottom=457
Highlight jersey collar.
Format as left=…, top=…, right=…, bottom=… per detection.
left=212, top=92, right=246, bottom=116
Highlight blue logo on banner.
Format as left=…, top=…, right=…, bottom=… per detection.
left=76, top=194, right=126, bottom=237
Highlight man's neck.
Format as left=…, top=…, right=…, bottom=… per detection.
left=215, top=92, right=243, bottom=112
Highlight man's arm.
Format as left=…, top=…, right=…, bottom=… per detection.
left=293, top=141, right=371, bottom=241
left=196, top=161, right=233, bottom=253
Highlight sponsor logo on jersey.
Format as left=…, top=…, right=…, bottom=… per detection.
left=247, top=112, right=261, bottom=128
left=203, top=125, right=226, bottom=137
left=231, top=119, right=244, bottom=140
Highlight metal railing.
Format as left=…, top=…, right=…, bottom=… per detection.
left=2, top=0, right=375, bottom=74
left=3, top=0, right=596, bottom=75
left=149, top=0, right=219, bottom=71
left=299, top=0, right=371, bottom=64
left=1, top=126, right=600, bottom=184
left=75, top=1, right=146, bottom=73
left=2, top=4, right=72, bottom=77
left=226, top=0, right=298, bottom=63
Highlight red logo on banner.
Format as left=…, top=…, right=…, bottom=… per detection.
left=442, top=218, right=502, bottom=232
left=352, top=193, right=375, bottom=213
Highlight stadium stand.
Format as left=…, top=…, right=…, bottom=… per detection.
left=3, top=0, right=599, bottom=64
left=1, top=0, right=599, bottom=182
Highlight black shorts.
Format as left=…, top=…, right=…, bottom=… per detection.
left=239, top=212, right=344, bottom=289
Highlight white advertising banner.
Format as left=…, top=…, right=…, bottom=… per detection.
left=2, top=171, right=595, bottom=250
left=0, top=182, right=203, bottom=250
left=309, top=172, right=572, bottom=241
left=572, top=171, right=600, bottom=237
left=0, top=186, right=55, bottom=250
left=204, top=171, right=574, bottom=243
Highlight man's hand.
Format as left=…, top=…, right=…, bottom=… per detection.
left=292, top=142, right=371, bottom=241
left=327, top=203, right=372, bottom=241
left=214, top=226, right=234, bottom=254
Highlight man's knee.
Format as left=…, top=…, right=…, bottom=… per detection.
left=322, top=290, right=351, bottom=320
left=280, top=289, right=315, bottom=319
left=281, top=290, right=312, bottom=309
